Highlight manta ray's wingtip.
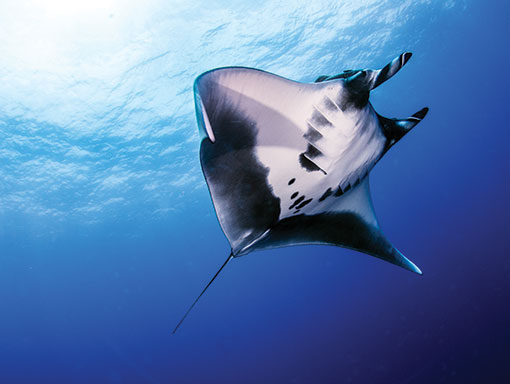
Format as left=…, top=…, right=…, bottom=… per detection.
left=398, top=253, right=423, bottom=275
left=407, top=260, right=423, bottom=275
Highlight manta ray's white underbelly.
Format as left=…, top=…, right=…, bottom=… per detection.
left=256, top=106, right=386, bottom=220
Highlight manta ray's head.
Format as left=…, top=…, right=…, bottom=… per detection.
left=315, top=52, right=428, bottom=148
left=315, top=52, right=413, bottom=109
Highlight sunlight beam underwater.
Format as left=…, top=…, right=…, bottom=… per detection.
left=173, top=52, right=428, bottom=333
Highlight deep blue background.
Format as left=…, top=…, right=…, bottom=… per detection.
left=0, top=1, right=508, bottom=383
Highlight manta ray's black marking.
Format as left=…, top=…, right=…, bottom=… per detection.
left=319, top=187, right=333, bottom=202
left=304, top=123, right=323, bottom=141
left=334, top=185, right=344, bottom=196
left=198, top=82, right=281, bottom=252
left=295, top=198, right=313, bottom=210
left=289, top=195, right=305, bottom=210
left=323, top=96, right=340, bottom=112
left=305, top=144, right=323, bottom=159
left=173, top=52, right=429, bottom=333
left=299, top=153, right=327, bottom=174
left=310, top=108, right=333, bottom=128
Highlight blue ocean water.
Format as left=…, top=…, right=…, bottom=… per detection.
left=0, top=0, right=508, bottom=383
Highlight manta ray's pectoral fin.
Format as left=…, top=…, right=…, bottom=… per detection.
left=248, top=178, right=422, bottom=275
left=325, top=177, right=422, bottom=274
left=379, top=107, right=429, bottom=148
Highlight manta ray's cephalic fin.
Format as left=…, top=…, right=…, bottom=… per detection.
left=314, top=52, right=415, bottom=109
left=314, top=52, right=413, bottom=90
left=370, top=52, right=413, bottom=90
left=379, top=107, right=429, bottom=148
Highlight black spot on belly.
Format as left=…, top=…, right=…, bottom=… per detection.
left=334, top=185, right=344, bottom=196
left=291, top=192, right=298, bottom=199
left=288, top=178, right=296, bottom=185
left=289, top=195, right=305, bottom=210
left=295, top=198, right=313, bottom=210
left=319, top=188, right=332, bottom=202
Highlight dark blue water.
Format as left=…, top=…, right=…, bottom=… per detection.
left=0, top=1, right=508, bottom=383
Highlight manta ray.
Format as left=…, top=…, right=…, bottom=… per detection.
left=173, top=52, right=428, bottom=333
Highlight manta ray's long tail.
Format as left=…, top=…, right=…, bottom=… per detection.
left=172, top=252, right=234, bottom=334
